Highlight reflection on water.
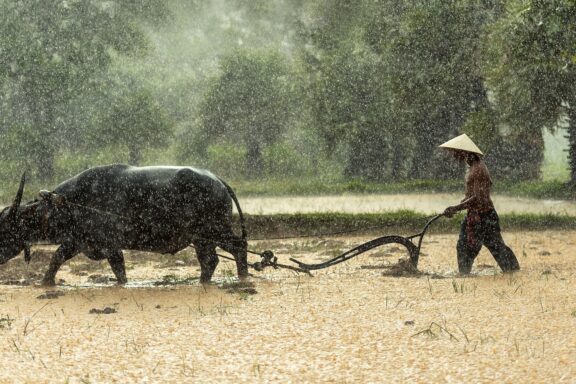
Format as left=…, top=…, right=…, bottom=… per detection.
left=240, top=193, right=576, bottom=215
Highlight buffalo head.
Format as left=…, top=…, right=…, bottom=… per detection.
left=0, top=173, right=29, bottom=264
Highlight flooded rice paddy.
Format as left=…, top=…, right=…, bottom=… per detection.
left=0, top=230, right=575, bottom=383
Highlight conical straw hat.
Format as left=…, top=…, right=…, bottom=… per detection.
left=439, top=134, right=483, bottom=155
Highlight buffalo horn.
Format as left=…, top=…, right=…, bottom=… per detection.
left=6, top=172, right=26, bottom=224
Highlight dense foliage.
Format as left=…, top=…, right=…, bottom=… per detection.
left=0, top=0, right=574, bottom=189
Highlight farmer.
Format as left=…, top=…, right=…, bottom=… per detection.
left=440, top=134, right=520, bottom=274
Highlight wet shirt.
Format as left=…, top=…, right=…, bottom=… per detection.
left=464, top=160, right=494, bottom=213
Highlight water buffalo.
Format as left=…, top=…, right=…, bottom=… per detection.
left=0, top=164, right=248, bottom=285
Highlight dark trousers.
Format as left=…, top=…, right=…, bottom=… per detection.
left=457, top=209, right=520, bottom=274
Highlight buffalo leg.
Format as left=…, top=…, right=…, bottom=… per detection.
left=83, top=248, right=128, bottom=284
left=42, top=243, right=79, bottom=286
left=107, top=250, right=127, bottom=284
left=195, top=242, right=219, bottom=283
left=218, top=236, right=249, bottom=279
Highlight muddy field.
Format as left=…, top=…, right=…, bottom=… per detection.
left=0, top=230, right=574, bottom=383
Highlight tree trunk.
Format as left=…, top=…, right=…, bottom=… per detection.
left=410, top=122, right=431, bottom=179
left=30, top=100, right=56, bottom=181
left=567, top=107, right=576, bottom=185
left=246, top=141, right=263, bottom=178
left=517, top=129, right=544, bottom=180
left=34, top=149, right=55, bottom=181
left=410, top=121, right=451, bottom=179
left=390, top=143, right=403, bottom=180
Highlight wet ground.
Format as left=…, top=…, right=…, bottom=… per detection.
left=0, top=230, right=575, bottom=382
left=240, top=193, right=576, bottom=215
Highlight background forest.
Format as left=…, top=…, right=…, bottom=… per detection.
left=0, top=0, right=575, bottom=197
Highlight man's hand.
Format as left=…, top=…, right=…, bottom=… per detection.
left=443, top=206, right=458, bottom=218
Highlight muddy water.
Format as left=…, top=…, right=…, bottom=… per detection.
left=0, top=231, right=575, bottom=382
left=240, top=193, right=576, bottom=215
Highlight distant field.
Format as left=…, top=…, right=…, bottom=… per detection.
left=239, top=193, right=576, bottom=216
left=542, top=128, right=570, bottom=181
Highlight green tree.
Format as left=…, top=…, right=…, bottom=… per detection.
left=0, top=0, right=167, bottom=179
left=484, top=0, right=576, bottom=181
left=98, top=90, right=173, bottom=165
left=292, top=0, right=361, bottom=149
left=294, top=0, right=405, bottom=180
left=293, top=0, right=501, bottom=180
left=195, top=49, right=294, bottom=178
left=309, top=48, right=395, bottom=180
left=369, top=0, right=496, bottom=179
